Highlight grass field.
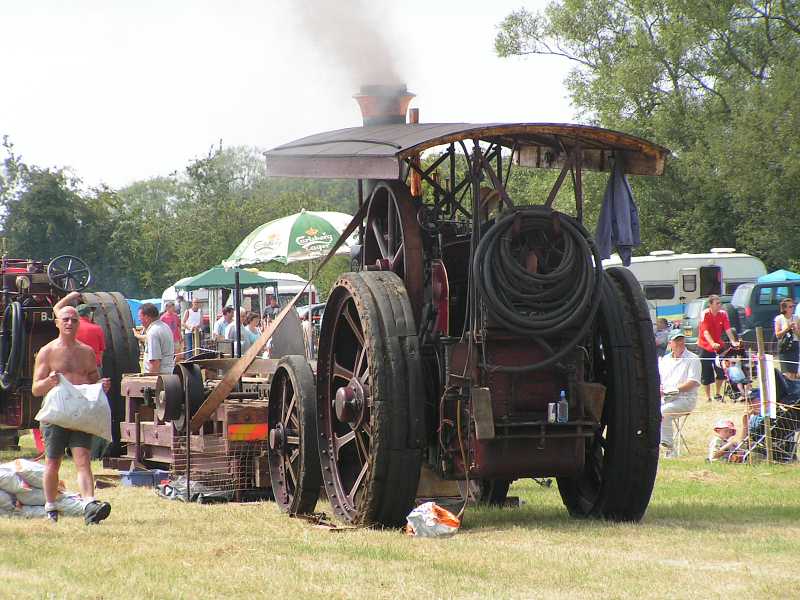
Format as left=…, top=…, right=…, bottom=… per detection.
left=2, top=400, right=799, bottom=600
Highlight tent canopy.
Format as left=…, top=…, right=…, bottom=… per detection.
left=757, top=269, right=800, bottom=283
left=176, top=266, right=277, bottom=291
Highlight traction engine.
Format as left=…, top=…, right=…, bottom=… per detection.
left=222, top=85, right=669, bottom=527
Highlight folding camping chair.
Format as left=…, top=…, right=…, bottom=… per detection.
left=663, top=411, right=691, bottom=456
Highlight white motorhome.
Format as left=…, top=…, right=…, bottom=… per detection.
left=603, top=248, right=766, bottom=321
left=240, top=270, right=319, bottom=309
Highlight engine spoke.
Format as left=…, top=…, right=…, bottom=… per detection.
left=343, top=305, right=365, bottom=348
left=387, top=203, right=395, bottom=253
left=371, top=221, right=389, bottom=259
left=347, top=461, right=369, bottom=505
left=333, top=360, right=354, bottom=382
left=391, top=244, right=404, bottom=272
left=354, top=429, right=369, bottom=462
left=282, top=390, right=295, bottom=428
left=334, top=430, right=356, bottom=459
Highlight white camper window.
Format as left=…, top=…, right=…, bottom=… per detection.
left=682, top=274, right=697, bottom=293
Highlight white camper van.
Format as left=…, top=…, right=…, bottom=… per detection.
left=603, top=248, right=766, bottom=322
left=241, top=271, right=318, bottom=308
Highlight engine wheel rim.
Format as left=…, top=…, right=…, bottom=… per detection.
left=268, top=369, right=302, bottom=510
left=363, top=181, right=424, bottom=320
left=319, top=290, right=374, bottom=520
left=267, top=356, right=321, bottom=514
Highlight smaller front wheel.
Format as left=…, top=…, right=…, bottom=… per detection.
left=267, top=355, right=321, bottom=514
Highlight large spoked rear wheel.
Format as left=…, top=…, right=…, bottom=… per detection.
left=317, top=271, right=425, bottom=527
left=267, top=355, right=321, bottom=515
left=557, top=268, right=660, bottom=522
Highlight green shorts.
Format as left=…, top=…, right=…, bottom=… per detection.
left=41, top=423, right=93, bottom=459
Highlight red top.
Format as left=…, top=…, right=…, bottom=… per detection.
left=160, top=312, right=182, bottom=342
left=697, top=308, right=731, bottom=352
left=77, top=317, right=106, bottom=366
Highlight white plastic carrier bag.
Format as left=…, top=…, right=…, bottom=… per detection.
left=405, top=501, right=461, bottom=538
left=35, top=374, right=112, bottom=441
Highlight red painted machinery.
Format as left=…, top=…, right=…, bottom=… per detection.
left=0, top=254, right=139, bottom=454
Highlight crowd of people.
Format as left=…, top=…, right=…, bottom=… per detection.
left=134, top=294, right=308, bottom=372
left=658, top=294, right=799, bottom=463
left=29, top=291, right=296, bottom=524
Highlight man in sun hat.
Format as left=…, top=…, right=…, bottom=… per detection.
left=659, top=330, right=701, bottom=457
left=708, top=418, right=738, bottom=462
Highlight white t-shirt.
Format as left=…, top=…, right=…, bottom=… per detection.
left=659, top=348, right=701, bottom=404
left=183, top=307, right=203, bottom=333
left=144, top=319, right=175, bottom=373
left=213, top=316, right=228, bottom=339
left=774, top=314, right=795, bottom=339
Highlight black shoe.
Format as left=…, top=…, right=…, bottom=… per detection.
left=84, top=501, right=111, bottom=525
left=46, top=510, right=58, bottom=523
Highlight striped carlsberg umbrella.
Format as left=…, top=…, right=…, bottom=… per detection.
left=223, top=210, right=357, bottom=269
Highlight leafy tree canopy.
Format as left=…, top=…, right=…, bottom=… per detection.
left=496, top=0, right=800, bottom=270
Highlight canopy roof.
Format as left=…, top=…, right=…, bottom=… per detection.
left=265, top=123, right=670, bottom=180
left=758, top=269, right=800, bottom=283
left=176, top=265, right=277, bottom=291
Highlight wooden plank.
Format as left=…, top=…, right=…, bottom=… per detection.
left=194, top=357, right=278, bottom=377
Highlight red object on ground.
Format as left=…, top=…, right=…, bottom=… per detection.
left=32, top=428, right=45, bottom=453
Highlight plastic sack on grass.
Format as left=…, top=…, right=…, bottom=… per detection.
left=15, top=485, right=45, bottom=506
left=35, top=374, right=112, bottom=441
left=0, top=468, right=25, bottom=495
left=0, top=490, right=14, bottom=515
left=55, top=493, right=85, bottom=517
left=18, top=505, right=46, bottom=519
left=0, top=459, right=45, bottom=489
left=405, top=501, right=461, bottom=538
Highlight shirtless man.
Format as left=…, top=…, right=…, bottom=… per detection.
left=32, top=305, right=112, bottom=524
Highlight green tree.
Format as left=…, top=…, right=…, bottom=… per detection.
left=496, top=1, right=800, bottom=268
left=111, top=176, right=184, bottom=296
left=5, top=168, right=86, bottom=260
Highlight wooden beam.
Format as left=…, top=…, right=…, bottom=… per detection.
left=545, top=155, right=573, bottom=208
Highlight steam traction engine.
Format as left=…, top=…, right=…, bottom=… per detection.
left=0, top=255, right=139, bottom=453
left=260, top=85, right=669, bottom=526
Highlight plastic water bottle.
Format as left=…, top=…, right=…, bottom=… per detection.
left=557, top=390, right=568, bottom=423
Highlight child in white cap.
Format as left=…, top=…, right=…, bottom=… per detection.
left=708, top=418, right=737, bottom=461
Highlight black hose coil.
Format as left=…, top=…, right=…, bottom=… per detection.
left=473, top=207, right=604, bottom=372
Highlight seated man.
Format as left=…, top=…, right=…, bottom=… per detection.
left=658, top=330, right=701, bottom=457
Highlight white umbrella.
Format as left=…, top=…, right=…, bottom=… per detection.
left=223, top=209, right=357, bottom=304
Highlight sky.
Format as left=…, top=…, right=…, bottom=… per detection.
left=0, top=0, right=573, bottom=189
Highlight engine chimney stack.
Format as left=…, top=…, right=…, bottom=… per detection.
left=354, top=84, right=415, bottom=126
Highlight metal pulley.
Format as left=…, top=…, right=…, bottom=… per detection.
left=154, top=374, right=184, bottom=423
left=173, top=363, right=204, bottom=432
